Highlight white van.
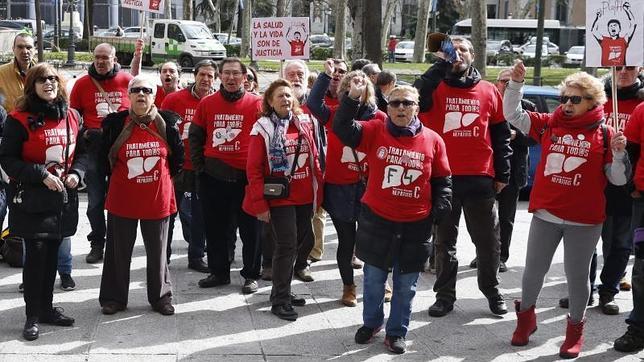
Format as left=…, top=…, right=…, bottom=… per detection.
left=150, top=20, right=226, bottom=67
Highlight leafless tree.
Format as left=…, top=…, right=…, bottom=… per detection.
left=470, top=0, right=487, bottom=76
left=363, top=0, right=382, bottom=66
left=333, top=0, right=348, bottom=59
left=240, top=0, right=252, bottom=58
left=413, top=0, right=430, bottom=63
left=381, top=0, right=399, bottom=49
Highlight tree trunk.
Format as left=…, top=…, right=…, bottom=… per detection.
left=380, top=0, right=398, bottom=49
left=333, top=0, right=348, bottom=59
left=240, top=0, right=252, bottom=58
left=276, top=0, right=288, bottom=16
left=165, top=0, right=172, bottom=19
left=84, top=0, right=93, bottom=39
left=350, top=0, right=363, bottom=59
left=35, top=0, right=43, bottom=62
left=413, top=0, right=430, bottom=63
left=183, top=0, right=193, bottom=20
left=470, top=0, right=487, bottom=76
left=363, top=0, right=382, bottom=66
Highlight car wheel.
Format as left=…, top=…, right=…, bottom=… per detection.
left=180, top=55, right=194, bottom=68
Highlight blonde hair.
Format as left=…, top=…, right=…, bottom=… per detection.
left=560, top=72, right=607, bottom=106
left=337, top=70, right=376, bottom=106
left=388, top=85, right=419, bottom=103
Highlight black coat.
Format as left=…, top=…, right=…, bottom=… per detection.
left=99, top=109, right=184, bottom=178
left=0, top=111, right=88, bottom=240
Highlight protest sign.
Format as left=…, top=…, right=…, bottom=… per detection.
left=121, top=0, right=165, bottom=14
left=586, top=0, right=643, bottom=66
left=251, top=17, right=310, bottom=60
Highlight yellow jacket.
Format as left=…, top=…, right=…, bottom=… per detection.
left=0, top=59, right=29, bottom=112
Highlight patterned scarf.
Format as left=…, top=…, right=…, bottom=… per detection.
left=268, top=111, right=292, bottom=173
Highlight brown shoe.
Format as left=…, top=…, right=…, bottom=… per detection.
left=341, top=284, right=357, bottom=307
left=384, top=283, right=393, bottom=303
left=101, top=302, right=125, bottom=315
left=152, top=302, right=175, bottom=316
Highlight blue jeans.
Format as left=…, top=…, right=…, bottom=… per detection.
left=22, top=237, right=72, bottom=275
left=0, top=184, right=7, bottom=229
left=627, top=258, right=643, bottom=329
left=57, top=237, right=72, bottom=275
left=85, top=150, right=107, bottom=246
left=363, top=262, right=420, bottom=337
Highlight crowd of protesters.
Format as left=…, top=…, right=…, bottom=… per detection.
left=0, top=31, right=642, bottom=357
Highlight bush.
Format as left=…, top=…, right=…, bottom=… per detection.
left=224, top=44, right=240, bottom=57
left=311, top=46, right=333, bottom=60
left=58, top=38, right=89, bottom=52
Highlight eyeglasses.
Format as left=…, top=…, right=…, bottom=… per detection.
left=616, top=66, right=638, bottom=71
left=129, top=87, right=154, bottom=94
left=334, top=68, right=347, bottom=75
left=389, top=99, right=417, bottom=108
left=497, top=79, right=510, bottom=84
left=36, top=75, right=58, bottom=84
left=560, top=95, right=591, bottom=105
left=221, top=70, right=243, bottom=77
left=246, top=74, right=255, bottom=81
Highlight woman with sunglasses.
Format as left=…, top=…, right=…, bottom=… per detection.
left=244, top=67, right=260, bottom=95
left=97, top=75, right=183, bottom=317
left=504, top=61, right=630, bottom=358
left=0, top=63, right=87, bottom=341
left=333, top=83, right=451, bottom=354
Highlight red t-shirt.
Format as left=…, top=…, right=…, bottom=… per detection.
left=624, top=102, right=644, bottom=190
left=192, top=91, right=262, bottom=170
left=105, top=119, right=176, bottom=219
left=154, top=85, right=166, bottom=108
left=604, top=97, right=642, bottom=132
left=419, top=80, right=504, bottom=178
left=10, top=109, right=80, bottom=177
left=290, top=40, right=305, bottom=56
left=527, top=112, right=614, bottom=224
left=69, top=72, right=132, bottom=129
left=324, top=108, right=387, bottom=184
left=601, top=36, right=628, bottom=66
left=160, top=88, right=199, bottom=170
left=356, top=121, right=451, bottom=222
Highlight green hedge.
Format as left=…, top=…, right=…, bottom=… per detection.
left=44, top=51, right=93, bottom=63
left=58, top=38, right=89, bottom=52
left=224, top=44, right=240, bottom=57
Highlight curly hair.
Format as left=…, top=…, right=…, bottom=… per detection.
left=261, top=79, right=302, bottom=117
left=560, top=72, right=607, bottom=106
left=337, top=70, right=376, bottom=107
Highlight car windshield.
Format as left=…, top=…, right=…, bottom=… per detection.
left=487, top=41, right=502, bottom=50
left=397, top=42, right=414, bottom=49
left=184, top=24, right=212, bottom=39
left=569, top=47, right=584, bottom=54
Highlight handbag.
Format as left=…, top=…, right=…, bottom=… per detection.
left=0, top=228, right=23, bottom=267
left=263, top=134, right=302, bottom=200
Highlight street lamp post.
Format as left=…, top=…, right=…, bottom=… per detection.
left=66, top=0, right=76, bottom=66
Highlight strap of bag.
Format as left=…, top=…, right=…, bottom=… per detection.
left=286, top=134, right=303, bottom=179
left=138, top=120, right=172, bottom=156
left=90, top=77, right=117, bottom=114
left=351, top=148, right=366, bottom=183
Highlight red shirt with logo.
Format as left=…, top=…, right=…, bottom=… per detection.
left=192, top=91, right=262, bottom=170
left=604, top=97, right=641, bottom=132
left=70, top=72, right=132, bottom=129
left=624, top=102, right=644, bottom=190
left=325, top=108, right=387, bottom=184
left=290, top=40, right=305, bottom=56
left=419, top=80, right=504, bottom=178
left=160, top=88, right=199, bottom=170
left=105, top=119, right=176, bottom=219
left=526, top=112, right=614, bottom=224
left=10, top=109, right=80, bottom=176
left=601, top=37, right=628, bottom=66
left=355, top=121, right=451, bottom=222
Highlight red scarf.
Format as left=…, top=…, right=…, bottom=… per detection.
left=548, top=105, right=605, bottom=130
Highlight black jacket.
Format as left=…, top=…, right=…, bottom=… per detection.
left=99, top=110, right=184, bottom=178
left=333, top=95, right=452, bottom=272
left=0, top=111, right=88, bottom=239
left=508, top=99, right=537, bottom=189
left=414, top=61, right=512, bottom=198
left=604, top=76, right=644, bottom=216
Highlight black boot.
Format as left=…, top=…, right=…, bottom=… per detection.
left=23, top=317, right=39, bottom=341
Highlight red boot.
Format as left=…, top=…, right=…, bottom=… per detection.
left=511, top=300, right=537, bottom=346
left=560, top=316, right=585, bottom=359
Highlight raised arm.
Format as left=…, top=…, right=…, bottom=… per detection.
left=307, top=59, right=334, bottom=124
left=130, top=38, right=144, bottom=77
left=332, top=77, right=366, bottom=149
left=591, top=10, right=603, bottom=43
left=503, top=61, right=533, bottom=135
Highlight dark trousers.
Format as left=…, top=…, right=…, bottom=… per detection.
left=23, top=238, right=62, bottom=318
left=597, top=214, right=633, bottom=296
left=167, top=190, right=206, bottom=261
left=85, top=150, right=107, bottom=247
left=332, top=217, right=357, bottom=286
left=497, top=183, right=520, bottom=263
left=199, top=173, right=260, bottom=280
left=262, top=216, right=313, bottom=273
left=267, top=204, right=314, bottom=306
left=99, top=213, right=172, bottom=307
left=434, top=195, right=500, bottom=302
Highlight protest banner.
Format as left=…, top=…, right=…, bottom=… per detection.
left=121, top=0, right=165, bottom=15
left=586, top=0, right=643, bottom=67
left=251, top=17, right=310, bottom=60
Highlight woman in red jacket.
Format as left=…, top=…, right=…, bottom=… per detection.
left=504, top=62, right=629, bottom=358
left=243, top=79, right=323, bottom=321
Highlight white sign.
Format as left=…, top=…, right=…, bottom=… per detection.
left=121, top=0, right=165, bottom=14
left=586, top=0, right=643, bottom=67
left=251, top=17, right=310, bottom=60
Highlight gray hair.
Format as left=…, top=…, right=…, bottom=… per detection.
left=128, top=75, right=157, bottom=96
left=362, top=63, right=381, bottom=76
left=283, top=59, right=309, bottom=80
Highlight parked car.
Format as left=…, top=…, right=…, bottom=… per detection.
left=43, top=29, right=80, bottom=42
left=486, top=40, right=513, bottom=58
left=96, top=26, right=121, bottom=36
left=521, top=36, right=559, bottom=55
left=520, top=85, right=561, bottom=199
left=394, top=40, right=415, bottom=62
left=213, top=32, right=241, bottom=45
left=310, top=33, right=332, bottom=48
left=564, top=45, right=585, bottom=65
left=122, top=26, right=147, bottom=37
left=522, top=44, right=549, bottom=59
left=0, top=20, right=27, bottom=30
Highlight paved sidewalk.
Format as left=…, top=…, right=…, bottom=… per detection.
left=0, top=196, right=642, bottom=361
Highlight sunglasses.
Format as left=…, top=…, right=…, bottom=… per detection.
left=129, top=87, right=154, bottom=95
left=333, top=68, right=347, bottom=75
left=616, top=66, right=638, bottom=71
left=246, top=74, right=255, bottom=81
left=389, top=99, right=417, bottom=108
left=560, top=95, right=591, bottom=105
left=37, top=75, right=58, bottom=84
